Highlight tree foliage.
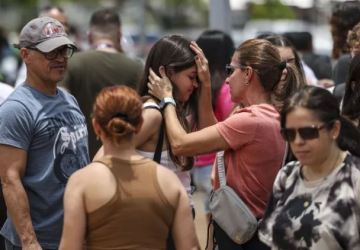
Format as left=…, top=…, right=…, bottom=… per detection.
left=250, top=0, right=296, bottom=20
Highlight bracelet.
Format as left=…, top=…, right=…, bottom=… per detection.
left=159, top=96, right=176, bottom=109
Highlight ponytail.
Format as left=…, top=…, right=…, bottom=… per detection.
left=272, top=62, right=305, bottom=112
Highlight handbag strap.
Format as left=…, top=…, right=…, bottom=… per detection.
left=216, top=151, right=226, bottom=187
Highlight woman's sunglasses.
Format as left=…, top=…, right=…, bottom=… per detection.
left=225, top=64, right=247, bottom=76
left=280, top=124, right=328, bottom=142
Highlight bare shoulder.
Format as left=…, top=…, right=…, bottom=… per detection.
left=67, top=162, right=114, bottom=191
left=156, top=163, right=178, bottom=181
left=67, top=162, right=117, bottom=213
left=156, top=163, right=185, bottom=205
left=142, top=105, right=162, bottom=125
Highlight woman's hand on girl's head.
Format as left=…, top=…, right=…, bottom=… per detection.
left=148, top=67, right=173, bottom=100
left=190, top=41, right=211, bottom=87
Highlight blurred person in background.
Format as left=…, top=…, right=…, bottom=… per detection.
left=333, top=22, right=360, bottom=104
left=193, top=29, right=235, bottom=226
left=283, top=31, right=333, bottom=88
left=148, top=38, right=302, bottom=249
left=341, top=54, right=360, bottom=129
left=0, top=27, right=20, bottom=86
left=62, top=8, right=143, bottom=159
left=39, top=5, right=69, bottom=33
left=60, top=86, right=200, bottom=250
left=259, top=86, right=360, bottom=249
left=263, top=35, right=314, bottom=87
left=330, top=0, right=360, bottom=85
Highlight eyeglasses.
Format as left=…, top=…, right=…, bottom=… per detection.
left=27, top=45, right=75, bottom=60
left=225, top=64, right=247, bottom=76
left=280, top=124, right=328, bottom=142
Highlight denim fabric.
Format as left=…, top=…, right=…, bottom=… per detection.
left=192, top=165, right=212, bottom=213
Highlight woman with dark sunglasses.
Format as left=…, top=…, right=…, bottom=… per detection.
left=258, top=86, right=360, bottom=250
left=148, top=38, right=302, bottom=250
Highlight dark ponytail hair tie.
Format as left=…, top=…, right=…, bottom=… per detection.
left=111, top=112, right=129, bottom=122
left=278, top=61, right=287, bottom=70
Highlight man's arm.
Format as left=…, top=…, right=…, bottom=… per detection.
left=0, top=144, right=41, bottom=250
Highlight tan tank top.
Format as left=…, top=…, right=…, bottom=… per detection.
left=85, top=156, right=175, bottom=249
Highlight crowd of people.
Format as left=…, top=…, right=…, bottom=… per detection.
left=0, top=1, right=360, bottom=250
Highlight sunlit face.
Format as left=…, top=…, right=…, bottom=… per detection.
left=285, top=107, right=338, bottom=168
left=23, top=46, right=69, bottom=85
left=170, top=65, right=198, bottom=103
left=225, top=51, right=248, bottom=103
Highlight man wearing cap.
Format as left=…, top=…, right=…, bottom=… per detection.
left=0, top=16, right=89, bottom=250
left=15, top=5, right=70, bottom=87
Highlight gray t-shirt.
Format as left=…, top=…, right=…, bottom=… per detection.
left=0, top=85, right=90, bottom=248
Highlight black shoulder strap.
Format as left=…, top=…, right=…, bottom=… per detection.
left=143, top=103, right=164, bottom=163
left=153, top=121, right=164, bottom=163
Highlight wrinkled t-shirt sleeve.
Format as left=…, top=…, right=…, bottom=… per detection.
left=0, top=100, right=33, bottom=150
left=215, top=109, right=257, bottom=150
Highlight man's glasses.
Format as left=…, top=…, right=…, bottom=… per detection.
left=225, top=64, right=246, bottom=76
left=280, top=124, right=328, bottom=142
left=27, top=45, right=75, bottom=60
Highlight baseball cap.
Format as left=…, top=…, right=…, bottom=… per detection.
left=14, top=16, right=76, bottom=52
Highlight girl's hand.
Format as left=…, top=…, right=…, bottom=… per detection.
left=147, top=67, right=173, bottom=100
left=190, top=41, right=211, bottom=87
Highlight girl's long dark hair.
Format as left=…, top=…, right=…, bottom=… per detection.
left=137, top=35, right=197, bottom=170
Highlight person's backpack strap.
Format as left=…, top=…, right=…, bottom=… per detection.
left=143, top=102, right=164, bottom=163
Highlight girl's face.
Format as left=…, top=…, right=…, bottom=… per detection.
left=226, top=51, right=248, bottom=103
left=285, top=107, right=339, bottom=168
left=277, top=46, right=295, bottom=63
left=277, top=46, right=295, bottom=81
left=170, top=65, right=198, bottom=103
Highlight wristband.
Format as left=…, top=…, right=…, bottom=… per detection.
left=159, top=97, right=176, bottom=109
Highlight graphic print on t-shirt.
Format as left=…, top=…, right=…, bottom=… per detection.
left=51, top=112, right=89, bottom=183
